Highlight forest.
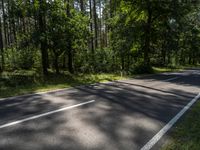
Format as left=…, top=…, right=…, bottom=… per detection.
left=0, top=0, right=200, bottom=75
left=0, top=0, right=200, bottom=97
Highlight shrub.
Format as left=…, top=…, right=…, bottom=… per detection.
left=131, top=61, right=153, bottom=74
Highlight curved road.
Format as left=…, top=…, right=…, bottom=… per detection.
left=0, top=69, right=199, bottom=150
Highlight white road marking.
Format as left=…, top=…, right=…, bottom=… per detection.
left=145, top=77, right=180, bottom=87
left=0, top=100, right=95, bottom=129
left=140, top=93, right=200, bottom=150
left=192, top=70, right=200, bottom=74
left=162, top=77, right=179, bottom=82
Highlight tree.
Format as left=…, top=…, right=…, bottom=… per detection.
left=89, top=0, right=94, bottom=55
left=0, top=0, right=199, bottom=74
left=0, top=17, right=4, bottom=71
left=93, top=0, right=98, bottom=49
left=38, top=0, right=48, bottom=75
left=66, top=0, right=74, bottom=73
left=80, top=0, right=84, bottom=12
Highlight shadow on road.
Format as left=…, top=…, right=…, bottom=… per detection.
left=0, top=69, right=199, bottom=150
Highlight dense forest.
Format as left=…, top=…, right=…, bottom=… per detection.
left=0, top=0, right=200, bottom=75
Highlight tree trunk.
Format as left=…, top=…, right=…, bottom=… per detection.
left=80, top=0, right=84, bottom=12
left=8, top=0, right=15, bottom=45
left=161, top=41, right=166, bottom=66
left=167, top=51, right=171, bottom=64
left=39, top=0, right=48, bottom=75
left=54, top=52, right=59, bottom=74
left=66, top=0, right=74, bottom=73
left=1, top=0, right=7, bottom=48
left=143, top=1, right=152, bottom=66
left=121, top=53, right=124, bottom=71
left=192, top=50, right=195, bottom=65
left=89, top=0, right=95, bottom=70
left=99, top=0, right=102, bottom=49
left=0, top=17, right=4, bottom=71
left=12, top=16, right=16, bottom=43
left=89, top=0, right=94, bottom=55
left=93, top=0, right=98, bottom=49
left=68, top=42, right=73, bottom=74
left=110, top=0, right=113, bottom=18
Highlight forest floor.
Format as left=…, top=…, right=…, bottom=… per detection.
left=162, top=100, right=200, bottom=150
left=0, top=72, right=125, bottom=98
left=0, top=67, right=182, bottom=99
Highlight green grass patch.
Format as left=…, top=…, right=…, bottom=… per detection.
left=183, top=64, right=200, bottom=68
left=163, top=100, right=200, bottom=150
left=0, top=66, right=184, bottom=98
left=0, top=71, right=126, bottom=98
left=153, top=67, right=183, bottom=74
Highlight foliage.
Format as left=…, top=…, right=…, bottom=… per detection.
left=130, top=61, right=153, bottom=74
left=0, top=0, right=199, bottom=74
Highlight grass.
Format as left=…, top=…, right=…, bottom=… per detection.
left=0, top=70, right=126, bottom=98
left=163, top=100, right=200, bottom=150
left=153, top=66, right=183, bottom=73
left=183, top=64, right=200, bottom=68
left=0, top=66, right=183, bottom=98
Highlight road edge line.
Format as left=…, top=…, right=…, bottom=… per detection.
left=140, top=93, right=200, bottom=150
left=161, top=77, right=179, bottom=82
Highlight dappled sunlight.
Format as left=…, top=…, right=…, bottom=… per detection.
left=0, top=69, right=199, bottom=149
left=0, top=0, right=199, bottom=148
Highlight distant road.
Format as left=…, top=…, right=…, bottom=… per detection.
left=0, top=69, right=199, bottom=150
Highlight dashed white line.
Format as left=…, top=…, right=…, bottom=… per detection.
left=0, top=100, right=95, bottom=129
left=140, top=93, right=200, bottom=150
left=162, top=77, right=179, bottom=82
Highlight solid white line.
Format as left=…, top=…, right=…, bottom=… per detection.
left=0, top=100, right=95, bottom=129
left=140, top=93, right=200, bottom=150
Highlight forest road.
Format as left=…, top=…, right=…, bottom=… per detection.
left=0, top=69, right=199, bottom=150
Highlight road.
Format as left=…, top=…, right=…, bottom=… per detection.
left=0, top=69, right=199, bottom=150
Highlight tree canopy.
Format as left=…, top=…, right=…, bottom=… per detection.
left=0, top=0, right=200, bottom=75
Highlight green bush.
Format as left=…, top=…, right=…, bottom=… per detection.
left=4, top=47, right=36, bottom=70
left=131, top=61, right=153, bottom=74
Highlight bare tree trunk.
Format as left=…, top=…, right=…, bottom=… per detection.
left=144, top=1, right=152, bottom=66
left=1, top=0, right=7, bottom=48
left=99, top=0, right=102, bottom=49
left=12, top=16, right=16, bottom=43
left=89, top=0, right=94, bottom=55
left=8, top=0, right=15, bottom=45
left=39, top=0, right=48, bottom=75
left=53, top=50, right=59, bottom=74
left=0, top=17, right=4, bottom=71
left=66, top=0, right=74, bottom=73
left=80, top=0, right=84, bottom=12
left=110, top=0, right=112, bottom=18
left=161, top=40, right=166, bottom=66
left=93, top=0, right=98, bottom=49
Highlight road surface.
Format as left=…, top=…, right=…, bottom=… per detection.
left=0, top=69, right=199, bottom=150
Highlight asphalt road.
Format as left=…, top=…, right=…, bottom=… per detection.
left=0, top=69, right=199, bottom=150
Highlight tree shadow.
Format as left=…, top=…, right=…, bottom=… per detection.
left=0, top=73, right=198, bottom=150
left=134, top=69, right=200, bottom=88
